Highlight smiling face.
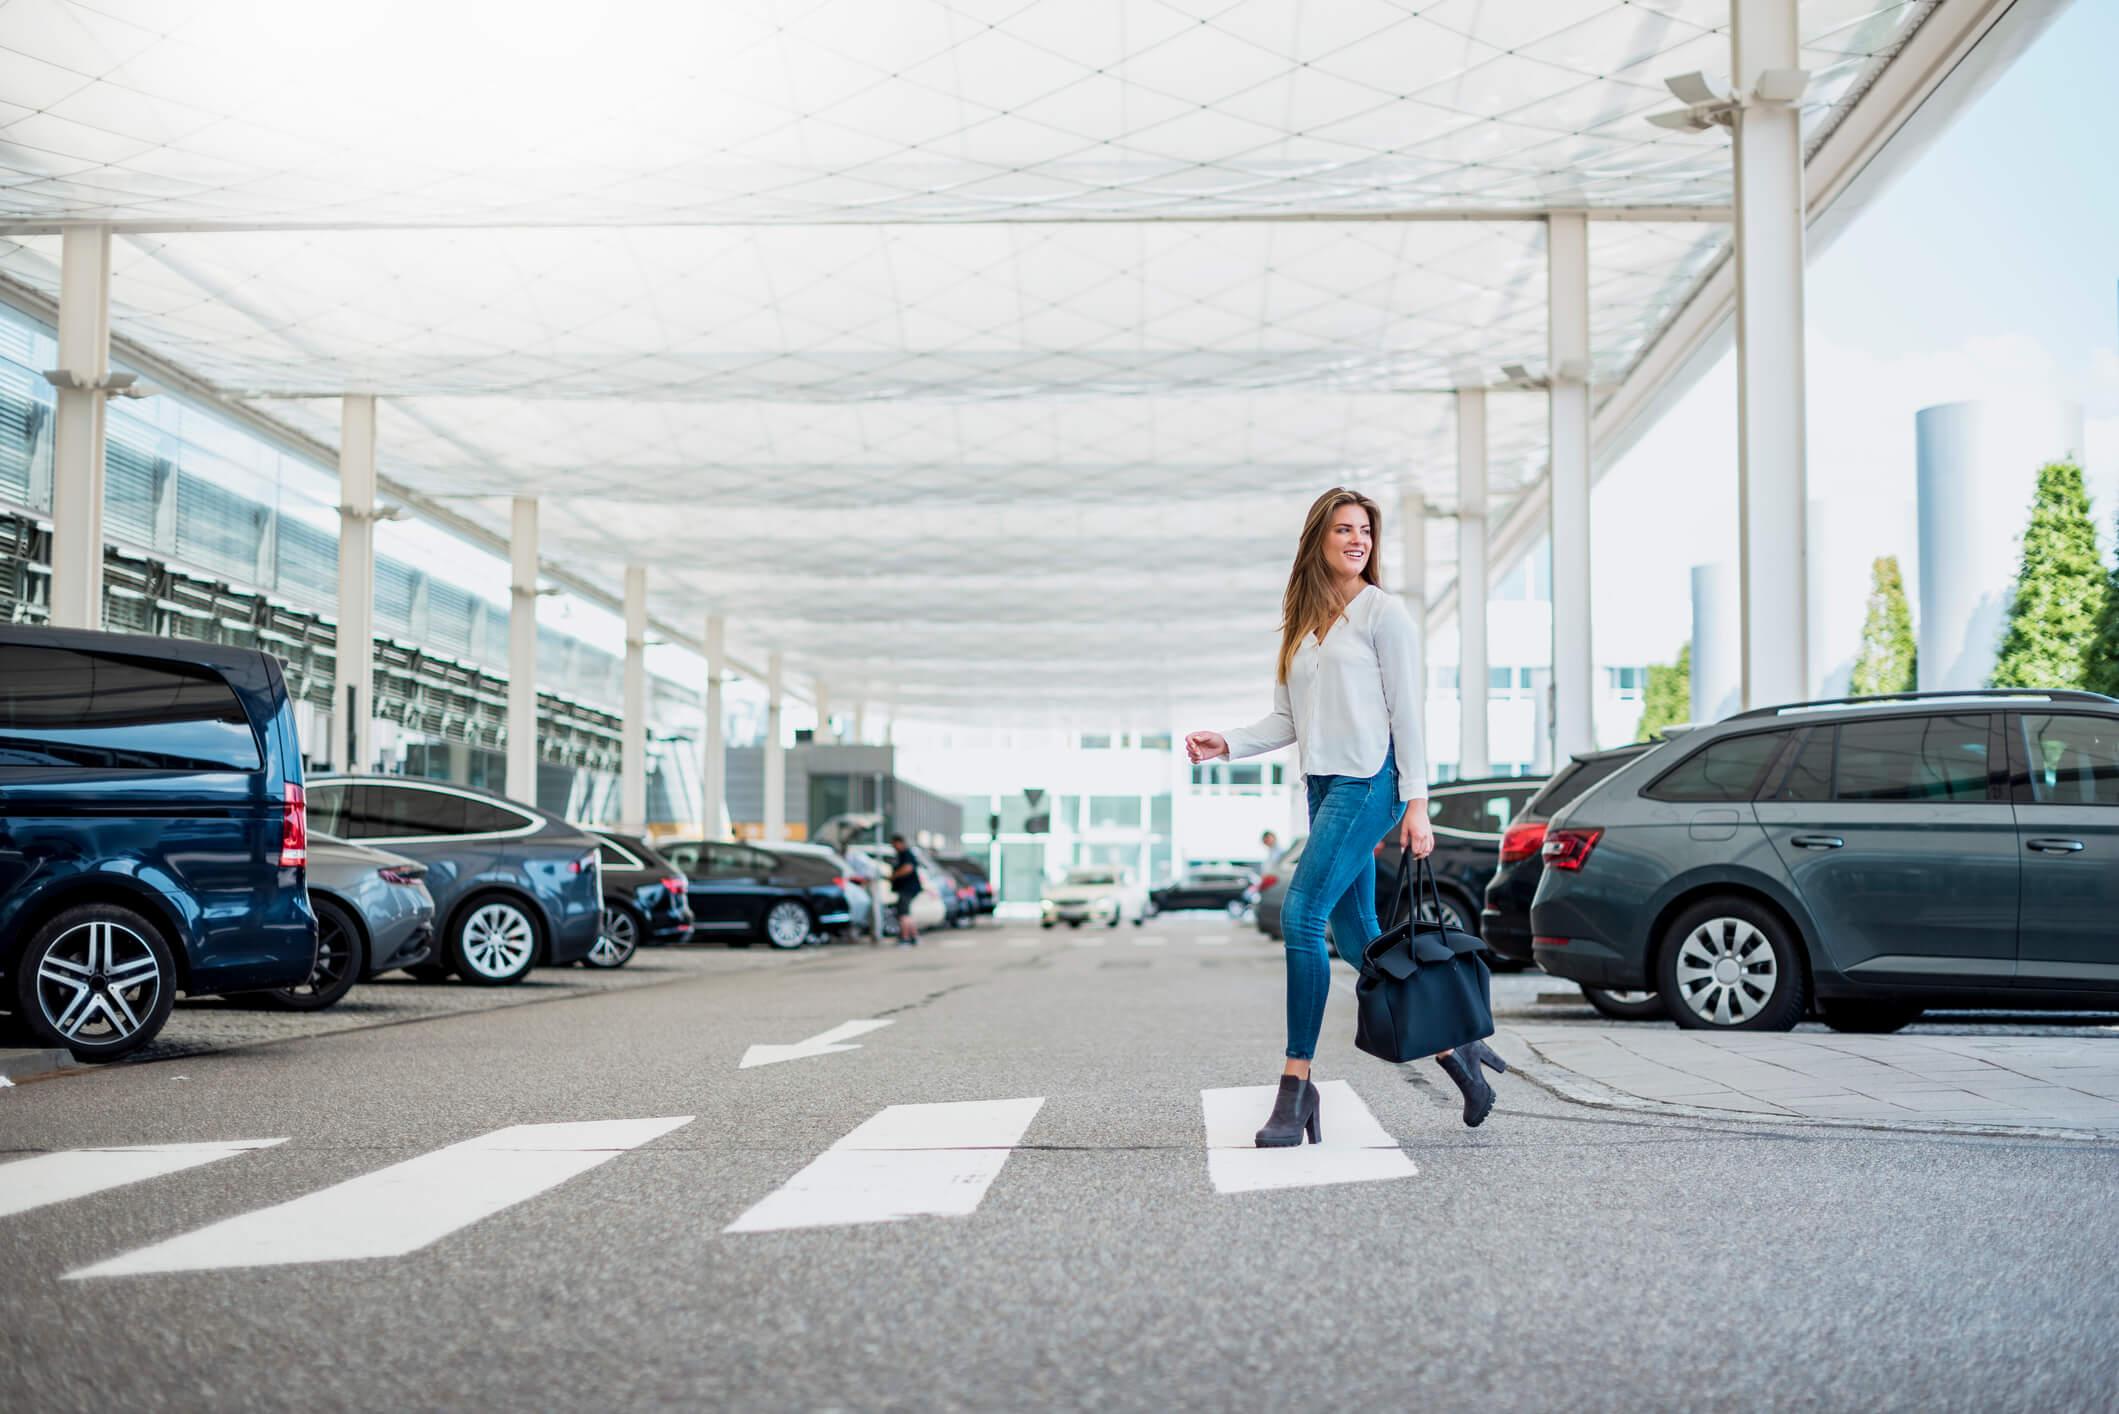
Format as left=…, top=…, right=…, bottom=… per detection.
left=1321, top=501, right=1374, bottom=583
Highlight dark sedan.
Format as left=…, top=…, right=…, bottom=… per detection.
left=588, top=831, right=693, bottom=967
left=1482, top=742, right=1667, bottom=1019
left=1371, top=775, right=1542, bottom=957
left=657, top=839, right=854, bottom=949
left=936, top=852, right=997, bottom=918
left=1146, top=869, right=1254, bottom=919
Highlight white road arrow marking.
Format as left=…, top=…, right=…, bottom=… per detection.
left=1202, top=1081, right=1417, bottom=1194
left=725, top=1097, right=1046, bottom=1233
left=738, top=1019, right=893, bottom=1070
left=0, top=1139, right=286, bottom=1220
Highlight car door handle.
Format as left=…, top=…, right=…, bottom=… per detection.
left=2026, top=838, right=2086, bottom=854
left=1789, top=834, right=1844, bottom=850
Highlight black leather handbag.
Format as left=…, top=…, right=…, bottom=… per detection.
left=1354, top=849, right=1494, bottom=1064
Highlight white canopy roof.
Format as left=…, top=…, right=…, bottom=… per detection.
left=0, top=1, right=1962, bottom=721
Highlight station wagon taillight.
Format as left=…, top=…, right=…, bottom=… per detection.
left=1499, top=820, right=1548, bottom=863
left=661, top=876, right=686, bottom=896
left=279, top=782, right=308, bottom=867
left=1541, top=828, right=1602, bottom=872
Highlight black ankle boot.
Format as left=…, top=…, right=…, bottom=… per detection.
left=1254, top=1075, right=1322, bottom=1148
left=1462, top=1037, right=1507, bottom=1076
left=1435, top=1049, right=1496, bottom=1127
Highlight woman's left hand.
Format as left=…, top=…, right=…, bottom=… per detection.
left=1399, top=802, right=1435, bottom=858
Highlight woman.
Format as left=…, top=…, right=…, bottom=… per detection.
left=1185, top=487, right=1505, bottom=1144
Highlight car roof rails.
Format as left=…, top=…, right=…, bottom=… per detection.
left=1727, top=689, right=2118, bottom=721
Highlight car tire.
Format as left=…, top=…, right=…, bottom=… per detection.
left=1041, top=921, right=1054, bottom=930
left=448, top=894, right=541, bottom=986
left=1068, top=920, right=1082, bottom=929
left=406, top=961, right=454, bottom=983
left=1820, top=1000, right=1924, bottom=1034
left=585, top=902, right=642, bottom=970
left=12, top=902, right=177, bottom=1061
left=1582, top=986, right=1666, bottom=1021
left=261, top=896, right=364, bottom=1011
left=1657, top=898, right=1807, bottom=1032
left=762, top=900, right=812, bottom=950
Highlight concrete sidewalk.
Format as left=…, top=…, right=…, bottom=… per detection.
left=1506, top=1025, right=2119, bottom=1138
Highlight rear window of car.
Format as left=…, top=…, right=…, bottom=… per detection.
left=1645, top=731, right=1792, bottom=803
left=0, top=643, right=261, bottom=772
left=1526, top=749, right=1642, bottom=817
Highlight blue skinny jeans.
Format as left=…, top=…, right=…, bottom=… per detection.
left=1282, top=748, right=1406, bottom=1061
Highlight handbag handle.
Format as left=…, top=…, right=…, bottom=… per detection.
left=1379, top=844, right=1449, bottom=933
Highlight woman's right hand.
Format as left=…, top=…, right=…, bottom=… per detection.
left=1184, top=731, right=1229, bottom=764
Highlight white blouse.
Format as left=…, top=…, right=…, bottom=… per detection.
left=1221, top=585, right=1429, bottom=802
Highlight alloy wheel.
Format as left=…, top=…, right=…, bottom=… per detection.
left=764, top=901, right=811, bottom=949
left=588, top=909, right=638, bottom=968
left=461, top=903, right=537, bottom=980
left=1672, top=916, right=1778, bottom=1026
left=35, top=920, right=163, bottom=1046
left=288, top=908, right=357, bottom=999
left=1603, top=990, right=1656, bottom=1005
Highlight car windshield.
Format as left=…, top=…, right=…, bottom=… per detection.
left=1064, top=870, right=1117, bottom=885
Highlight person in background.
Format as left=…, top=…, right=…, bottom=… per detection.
left=890, top=833, right=922, bottom=947
left=1260, top=829, right=1284, bottom=873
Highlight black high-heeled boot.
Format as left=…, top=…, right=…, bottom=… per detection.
left=1435, top=1048, right=1496, bottom=1127
left=1254, top=1075, right=1323, bottom=1148
left=1462, top=1037, right=1507, bottom=1076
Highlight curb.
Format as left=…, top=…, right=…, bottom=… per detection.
left=0, top=1048, right=77, bottom=1085
left=1490, top=1028, right=2116, bottom=1145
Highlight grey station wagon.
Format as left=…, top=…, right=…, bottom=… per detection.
left=1530, top=690, right=2119, bottom=1033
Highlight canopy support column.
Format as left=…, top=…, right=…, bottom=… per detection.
left=1732, top=0, right=1811, bottom=707
left=1456, top=387, right=1491, bottom=779
left=48, top=224, right=112, bottom=629
left=701, top=615, right=727, bottom=840
left=336, top=395, right=377, bottom=773
left=1547, top=212, right=1595, bottom=760
left=507, top=497, right=540, bottom=804
left=764, top=651, right=787, bottom=842
left=621, top=565, right=648, bottom=833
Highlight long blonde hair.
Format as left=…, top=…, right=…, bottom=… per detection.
left=1277, top=487, right=1383, bottom=683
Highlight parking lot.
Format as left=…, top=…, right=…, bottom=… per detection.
left=6, top=917, right=2117, bottom=1412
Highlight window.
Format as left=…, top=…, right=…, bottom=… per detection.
left=704, top=843, right=756, bottom=879
left=1079, top=733, right=1112, bottom=749
left=1646, top=731, right=1791, bottom=803
left=2019, top=714, right=2119, bottom=806
left=661, top=841, right=703, bottom=872
left=1138, top=732, right=1173, bottom=751
left=1776, top=728, right=1834, bottom=802
left=0, top=644, right=260, bottom=771
left=1228, top=763, right=1261, bottom=787
left=1089, top=795, right=1142, bottom=828
left=597, top=839, right=642, bottom=869
left=309, top=782, right=349, bottom=836
left=1835, top=715, right=1992, bottom=803
left=460, top=798, right=531, bottom=834
left=369, top=785, right=469, bottom=836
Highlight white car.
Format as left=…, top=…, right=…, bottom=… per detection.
left=1041, top=868, right=1138, bottom=929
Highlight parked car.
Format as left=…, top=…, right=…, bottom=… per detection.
left=1043, top=867, right=1137, bottom=928
left=845, top=842, right=945, bottom=933
left=306, top=776, right=602, bottom=985
left=764, top=841, right=866, bottom=938
left=1482, top=743, right=1669, bottom=1019
left=1145, top=868, right=1254, bottom=919
left=936, top=852, right=997, bottom=918
left=1531, top=690, right=2119, bottom=1033
left=1254, top=839, right=1306, bottom=940
left=1370, top=775, right=1543, bottom=966
left=265, top=833, right=437, bottom=1010
left=656, top=839, right=855, bottom=948
left=588, top=830, right=693, bottom=968
left=0, top=626, right=317, bottom=1060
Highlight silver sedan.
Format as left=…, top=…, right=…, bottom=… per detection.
left=264, top=834, right=437, bottom=1011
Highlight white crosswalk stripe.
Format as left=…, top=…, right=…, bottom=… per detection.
left=67, top=1117, right=693, bottom=1279
left=1194, top=934, right=1229, bottom=946
left=725, top=1098, right=1045, bottom=1234
left=1132, top=934, right=1167, bottom=947
left=0, top=1139, right=286, bottom=1220
left=1201, top=1081, right=1418, bottom=1194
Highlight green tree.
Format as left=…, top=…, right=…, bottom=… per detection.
left=1635, top=642, right=1691, bottom=741
left=1848, top=555, right=1917, bottom=695
left=1990, top=461, right=2107, bottom=690
left=2089, top=508, right=2119, bottom=697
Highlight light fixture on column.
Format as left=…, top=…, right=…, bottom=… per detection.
left=1647, top=67, right=1808, bottom=131
left=43, top=369, right=157, bottom=398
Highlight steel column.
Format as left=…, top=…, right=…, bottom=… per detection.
left=336, top=395, right=378, bottom=773
left=620, top=565, right=648, bottom=832
left=1547, top=212, right=1595, bottom=760
left=813, top=680, right=832, bottom=744
left=1455, top=388, right=1491, bottom=778
left=1732, top=0, right=1810, bottom=707
left=506, top=497, right=539, bottom=804
left=701, top=615, right=727, bottom=840
left=764, top=651, right=786, bottom=842
left=48, top=225, right=112, bottom=628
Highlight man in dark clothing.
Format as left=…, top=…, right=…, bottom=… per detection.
left=890, top=834, right=921, bottom=946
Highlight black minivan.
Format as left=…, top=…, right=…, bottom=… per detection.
left=0, top=626, right=317, bottom=1059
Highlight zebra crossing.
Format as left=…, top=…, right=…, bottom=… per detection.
left=6, top=1083, right=1418, bottom=1278
left=934, top=929, right=1255, bottom=949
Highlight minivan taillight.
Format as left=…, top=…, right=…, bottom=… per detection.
left=279, top=781, right=307, bottom=867
left=1499, top=820, right=1548, bottom=863
left=1541, top=828, right=1602, bottom=872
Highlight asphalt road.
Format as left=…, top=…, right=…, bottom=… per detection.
left=4, top=918, right=2116, bottom=1413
